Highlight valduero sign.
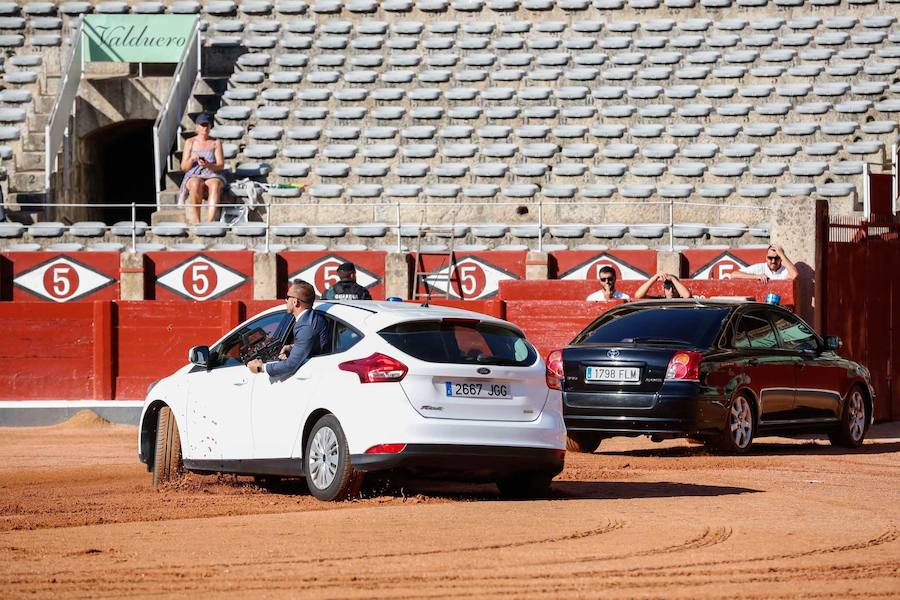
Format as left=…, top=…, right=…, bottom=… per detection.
left=83, top=15, right=196, bottom=63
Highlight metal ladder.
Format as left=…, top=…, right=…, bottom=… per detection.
left=412, top=212, right=458, bottom=302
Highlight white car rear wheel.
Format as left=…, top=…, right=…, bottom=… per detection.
left=304, top=414, right=363, bottom=501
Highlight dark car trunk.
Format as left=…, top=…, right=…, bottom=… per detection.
left=562, top=344, right=681, bottom=408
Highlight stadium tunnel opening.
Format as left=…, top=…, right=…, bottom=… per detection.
left=81, top=119, right=157, bottom=225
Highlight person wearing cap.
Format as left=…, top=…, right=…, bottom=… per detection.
left=731, top=244, right=798, bottom=283
left=179, top=112, right=227, bottom=224
left=323, top=262, right=372, bottom=300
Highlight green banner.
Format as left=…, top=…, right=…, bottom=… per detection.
left=83, top=15, right=196, bottom=63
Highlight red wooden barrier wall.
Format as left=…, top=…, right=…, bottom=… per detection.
left=0, top=302, right=103, bottom=399
left=499, top=279, right=796, bottom=304
left=114, top=301, right=242, bottom=399
left=505, top=300, right=624, bottom=358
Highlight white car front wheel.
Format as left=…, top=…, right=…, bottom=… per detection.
left=304, top=414, right=363, bottom=501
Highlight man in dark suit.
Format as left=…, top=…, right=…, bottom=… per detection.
left=247, top=280, right=328, bottom=379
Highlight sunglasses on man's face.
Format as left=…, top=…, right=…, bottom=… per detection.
left=766, top=255, right=780, bottom=261
left=285, top=295, right=300, bottom=301
left=599, top=277, right=615, bottom=283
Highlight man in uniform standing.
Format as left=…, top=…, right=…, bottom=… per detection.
left=323, top=262, right=372, bottom=300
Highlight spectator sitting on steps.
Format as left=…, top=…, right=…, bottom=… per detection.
left=586, top=266, right=631, bottom=302
left=323, top=262, right=372, bottom=301
left=634, top=272, right=693, bottom=299
left=179, top=113, right=227, bottom=225
left=730, top=244, right=798, bottom=283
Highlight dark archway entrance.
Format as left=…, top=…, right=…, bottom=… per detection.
left=82, top=119, right=156, bottom=224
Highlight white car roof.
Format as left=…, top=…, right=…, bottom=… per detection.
left=248, top=301, right=519, bottom=335
left=318, top=300, right=519, bottom=333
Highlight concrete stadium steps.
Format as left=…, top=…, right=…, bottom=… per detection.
left=156, top=0, right=900, bottom=226
left=0, top=0, right=896, bottom=236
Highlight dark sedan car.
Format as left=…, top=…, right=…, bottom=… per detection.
left=545, top=300, right=874, bottom=454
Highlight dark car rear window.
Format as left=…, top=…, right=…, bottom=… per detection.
left=379, top=320, right=537, bottom=366
left=574, top=307, right=730, bottom=349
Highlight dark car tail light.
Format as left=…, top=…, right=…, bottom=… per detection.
left=365, top=443, right=406, bottom=454
left=339, top=353, right=408, bottom=383
left=665, top=351, right=702, bottom=382
left=546, top=349, right=564, bottom=390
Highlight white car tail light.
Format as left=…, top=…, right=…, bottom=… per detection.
left=546, top=349, right=564, bottom=390
left=665, top=351, right=702, bottom=382
left=339, top=353, right=408, bottom=383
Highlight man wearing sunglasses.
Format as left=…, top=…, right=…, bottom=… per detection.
left=247, top=279, right=328, bottom=378
left=586, top=266, right=631, bottom=302
left=732, top=244, right=798, bottom=283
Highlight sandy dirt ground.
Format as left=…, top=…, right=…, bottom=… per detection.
left=1, top=414, right=898, bottom=599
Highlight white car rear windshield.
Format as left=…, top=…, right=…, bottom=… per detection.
left=378, top=320, right=537, bottom=366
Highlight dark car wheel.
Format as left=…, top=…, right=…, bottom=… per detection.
left=712, top=394, right=755, bottom=454
left=829, top=386, right=868, bottom=448
left=565, top=432, right=603, bottom=453
left=304, top=414, right=363, bottom=501
left=496, top=472, right=555, bottom=499
left=152, top=405, right=183, bottom=486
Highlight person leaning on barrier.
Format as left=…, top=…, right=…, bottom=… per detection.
left=730, top=244, right=798, bottom=283
left=323, top=262, right=372, bottom=301
left=634, top=272, right=693, bottom=300
left=586, top=266, right=631, bottom=302
left=247, top=280, right=328, bottom=379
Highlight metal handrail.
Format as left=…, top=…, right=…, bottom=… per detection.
left=152, top=17, right=201, bottom=207
left=44, top=18, right=84, bottom=193
left=11, top=200, right=774, bottom=210
left=8, top=198, right=774, bottom=254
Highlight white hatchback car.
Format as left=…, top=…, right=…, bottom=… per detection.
left=139, top=301, right=566, bottom=500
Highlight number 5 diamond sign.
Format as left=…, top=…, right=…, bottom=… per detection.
left=13, top=255, right=117, bottom=302
left=155, top=254, right=249, bottom=301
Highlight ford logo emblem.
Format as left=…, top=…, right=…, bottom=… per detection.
left=477, top=367, right=491, bottom=375
left=607, top=349, right=620, bottom=359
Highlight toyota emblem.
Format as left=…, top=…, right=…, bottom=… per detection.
left=607, top=349, right=620, bottom=359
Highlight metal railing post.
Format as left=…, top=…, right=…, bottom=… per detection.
left=892, top=143, right=898, bottom=215
left=537, top=200, right=543, bottom=252
left=669, top=196, right=675, bottom=252
left=395, top=201, right=401, bottom=253
left=863, top=162, right=871, bottom=217
left=264, top=195, right=271, bottom=254
left=131, top=202, right=137, bottom=253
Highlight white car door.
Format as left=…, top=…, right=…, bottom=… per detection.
left=187, top=311, right=292, bottom=462
left=185, top=364, right=252, bottom=461
left=250, top=359, right=319, bottom=459
left=251, top=316, right=364, bottom=459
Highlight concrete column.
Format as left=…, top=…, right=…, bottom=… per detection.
left=253, top=251, right=278, bottom=300
left=771, top=195, right=817, bottom=322
left=655, top=251, right=683, bottom=278
left=385, top=252, right=411, bottom=299
left=525, top=251, right=549, bottom=280
left=119, top=252, right=145, bottom=300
